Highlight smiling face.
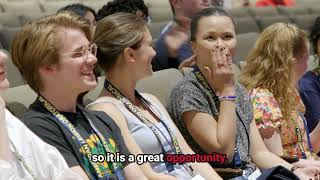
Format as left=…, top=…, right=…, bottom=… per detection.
left=191, top=15, right=236, bottom=66
left=131, top=28, right=156, bottom=80
left=51, top=27, right=97, bottom=94
left=0, top=51, right=9, bottom=91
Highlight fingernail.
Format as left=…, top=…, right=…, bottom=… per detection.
left=216, top=46, right=219, bottom=48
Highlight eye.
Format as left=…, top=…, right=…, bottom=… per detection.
left=72, top=52, right=83, bottom=58
left=224, top=34, right=234, bottom=40
left=205, top=35, right=215, bottom=41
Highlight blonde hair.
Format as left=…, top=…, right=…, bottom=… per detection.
left=93, top=12, right=146, bottom=71
left=239, top=23, right=308, bottom=119
left=11, top=12, right=92, bottom=92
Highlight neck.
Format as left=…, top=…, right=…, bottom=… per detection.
left=39, top=88, right=78, bottom=113
left=103, top=67, right=137, bottom=104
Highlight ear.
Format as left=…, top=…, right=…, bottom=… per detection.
left=38, top=64, right=56, bottom=77
left=123, top=47, right=136, bottom=63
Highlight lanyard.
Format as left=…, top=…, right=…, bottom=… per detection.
left=9, top=140, right=38, bottom=180
left=299, top=112, right=314, bottom=154
left=193, top=66, right=250, bottom=168
left=37, top=95, right=124, bottom=180
left=103, top=79, right=194, bottom=176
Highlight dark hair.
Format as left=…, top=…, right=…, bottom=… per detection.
left=97, top=0, right=148, bottom=21
left=310, top=16, right=320, bottom=55
left=190, top=7, right=234, bottom=41
left=57, top=3, right=97, bottom=21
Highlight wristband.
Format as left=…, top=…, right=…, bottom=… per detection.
left=218, top=95, right=236, bottom=101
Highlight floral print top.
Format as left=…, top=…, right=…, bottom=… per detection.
left=250, top=88, right=316, bottom=159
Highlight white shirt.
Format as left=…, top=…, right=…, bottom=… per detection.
left=0, top=109, right=83, bottom=180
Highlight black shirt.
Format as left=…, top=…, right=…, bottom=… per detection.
left=22, top=99, right=130, bottom=179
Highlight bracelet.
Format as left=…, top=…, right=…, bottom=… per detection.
left=218, top=95, right=236, bottom=101
left=290, top=166, right=299, bottom=172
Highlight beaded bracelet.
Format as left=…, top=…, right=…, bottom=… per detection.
left=218, top=95, right=236, bottom=101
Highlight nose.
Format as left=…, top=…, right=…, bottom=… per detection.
left=151, top=46, right=156, bottom=58
left=86, top=52, right=97, bottom=65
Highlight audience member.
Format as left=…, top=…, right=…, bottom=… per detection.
left=57, top=3, right=97, bottom=27
left=168, top=7, right=319, bottom=179
left=97, top=0, right=149, bottom=22
left=87, top=12, right=221, bottom=180
left=299, top=17, right=320, bottom=141
left=240, top=22, right=320, bottom=170
left=153, top=0, right=210, bottom=71
left=0, top=51, right=83, bottom=179
left=255, top=0, right=295, bottom=7
left=11, top=12, right=146, bottom=180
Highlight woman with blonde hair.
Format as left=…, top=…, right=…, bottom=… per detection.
left=240, top=22, right=320, bottom=168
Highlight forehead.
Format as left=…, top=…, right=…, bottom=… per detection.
left=196, top=15, right=235, bottom=35
left=57, top=27, right=89, bottom=52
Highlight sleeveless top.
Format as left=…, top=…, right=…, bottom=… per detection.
left=86, top=94, right=192, bottom=179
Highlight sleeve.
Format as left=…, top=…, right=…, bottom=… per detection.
left=169, top=82, right=214, bottom=122
left=153, top=29, right=179, bottom=71
left=93, top=112, right=131, bottom=167
left=112, top=120, right=131, bottom=167
left=299, top=84, right=320, bottom=131
left=250, top=89, right=283, bottom=130
left=0, top=160, right=30, bottom=180
left=22, top=116, right=79, bottom=168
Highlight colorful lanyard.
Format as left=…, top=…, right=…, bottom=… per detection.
left=292, top=111, right=314, bottom=159
left=103, top=79, right=194, bottom=176
left=37, top=96, right=124, bottom=180
left=193, top=67, right=250, bottom=168
left=9, top=140, right=38, bottom=180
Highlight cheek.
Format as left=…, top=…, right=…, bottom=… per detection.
left=226, top=41, right=237, bottom=58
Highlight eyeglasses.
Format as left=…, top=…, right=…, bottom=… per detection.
left=80, top=43, right=98, bottom=61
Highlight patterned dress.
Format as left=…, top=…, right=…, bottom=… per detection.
left=250, top=88, right=316, bottom=159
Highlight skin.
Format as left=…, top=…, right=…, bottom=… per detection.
left=89, top=27, right=222, bottom=179
left=84, top=11, right=96, bottom=27
left=39, top=27, right=146, bottom=180
left=183, top=15, right=320, bottom=179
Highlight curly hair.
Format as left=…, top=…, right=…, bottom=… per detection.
left=97, top=0, right=149, bottom=21
left=309, top=16, right=320, bottom=55
left=239, top=23, right=308, bottom=119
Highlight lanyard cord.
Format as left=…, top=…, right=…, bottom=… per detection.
left=9, top=139, right=38, bottom=180
left=37, top=95, right=124, bottom=180
left=193, top=67, right=250, bottom=167
left=104, top=79, right=194, bottom=176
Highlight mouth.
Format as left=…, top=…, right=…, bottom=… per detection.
left=82, top=71, right=96, bottom=80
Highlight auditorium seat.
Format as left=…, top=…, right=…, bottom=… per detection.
left=234, top=17, right=260, bottom=34
left=234, top=32, right=259, bottom=66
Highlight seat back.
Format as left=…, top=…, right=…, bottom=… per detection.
left=1, top=84, right=37, bottom=118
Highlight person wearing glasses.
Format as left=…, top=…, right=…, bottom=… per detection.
left=0, top=50, right=84, bottom=179
left=11, top=12, right=146, bottom=180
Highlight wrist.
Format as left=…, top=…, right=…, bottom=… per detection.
left=219, top=87, right=235, bottom=96
left=290, top=166, right=300, bottom=173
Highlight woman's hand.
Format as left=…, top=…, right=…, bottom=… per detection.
left=294, top=166, right=320, bottom=180
left=201, top=45, right=235, bottom=96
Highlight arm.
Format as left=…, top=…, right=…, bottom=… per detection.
left=146, top=94, right=222, bottom=180
left=89, top=103, right=176, bottom=180
left=182, top=97, right=237, bottom=159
